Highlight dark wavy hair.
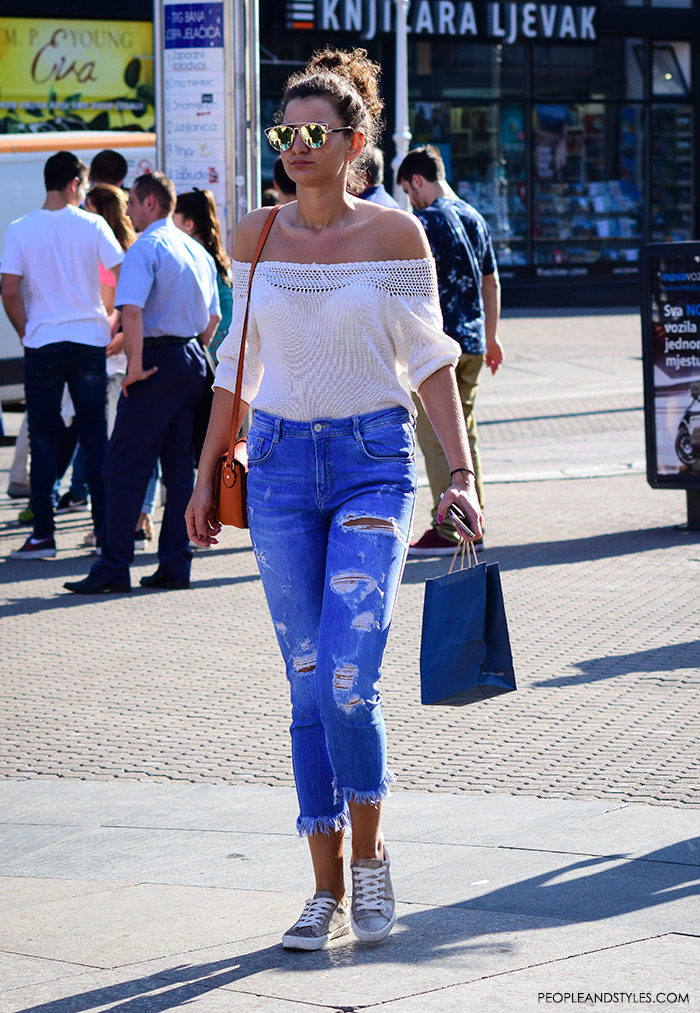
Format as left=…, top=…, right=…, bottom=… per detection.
left=280, top=47, right=385, bottom=195
left=175, top=189, right=231, bottom=282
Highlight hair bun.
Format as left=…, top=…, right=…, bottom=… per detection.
left=306, top=46, right=384, bottom=127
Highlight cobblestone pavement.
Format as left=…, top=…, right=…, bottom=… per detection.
left=2, top=311, right=699, bottom=807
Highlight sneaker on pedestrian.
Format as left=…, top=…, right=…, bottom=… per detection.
left=350, top=848, right=396, bottom=943
left=408, top=528, right=459, bottom=557
left=55, top=492, right=89, bottom=514
left=10, top=535, right=56, bottom=560
left=282, top=891, right=351, bottom=950
left=17, top=505, right=34, bottom=525
left=7, top=481, right=31, bottom=498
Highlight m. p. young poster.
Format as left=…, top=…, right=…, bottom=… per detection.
left=0, top=18, right=154, bottom=133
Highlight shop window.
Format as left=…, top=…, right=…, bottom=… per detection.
left=533, top=41, right=629, bottom=100
left=416, top=42, right=432, bottom=76
left=632, top=42, right=691, bottom=97
left=532, top=104, right=644, bottom=268
left=413, top=42, right=525, bottom=99
left=652, top=43, right=690, bottom=97
left=650, top=105, right=693, bottom=242
left=410, top=102, right=527, bottom=267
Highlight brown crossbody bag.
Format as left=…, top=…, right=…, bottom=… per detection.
left=212, top=204, right=281, bottom=528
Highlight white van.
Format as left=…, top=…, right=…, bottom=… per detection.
left=0, top=131, right=156, bottom=403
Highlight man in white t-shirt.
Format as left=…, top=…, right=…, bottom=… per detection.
left=1, top=150, right=124, bottom=559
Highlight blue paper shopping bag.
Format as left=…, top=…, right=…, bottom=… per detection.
left=419, top=551, right=516, bottom=706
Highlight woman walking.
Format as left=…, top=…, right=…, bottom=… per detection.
left=173, top=189, right=233, bottom=360
left=186, top=47, right=482, bottom=950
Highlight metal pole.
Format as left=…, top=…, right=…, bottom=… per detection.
left=391, top=0, right=412, bottom=208
left=686, top=489, right=700, bottom=530
left=153, top=0, right=165, bottom=172
left=223, top=0, right=237, bottom=255
left=246, top=0, right=261, bottom=214
left=233, top=0, right=248, bottom=224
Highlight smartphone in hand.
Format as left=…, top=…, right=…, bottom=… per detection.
left=447, top=503, right=476, bottom=541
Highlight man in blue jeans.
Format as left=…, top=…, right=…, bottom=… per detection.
left=64, top=171, right=220, bottom=594
left=2, top=151, right=124, bottom=559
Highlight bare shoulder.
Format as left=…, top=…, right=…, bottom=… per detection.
left=363, top=205, right=432, bottom=261
left=233, top=207, right=280, bottom=263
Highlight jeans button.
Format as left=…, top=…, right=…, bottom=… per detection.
left=313, top=423, right=323, bottom=432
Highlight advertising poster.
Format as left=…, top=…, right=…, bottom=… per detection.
left=0, top=18, right=154, bottom=132
left=162, top=0, right=226, bottom=212
left=641, top=243, right=700, bottom=487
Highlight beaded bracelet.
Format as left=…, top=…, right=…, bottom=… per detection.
left=450, top=467, right=475, bottom=482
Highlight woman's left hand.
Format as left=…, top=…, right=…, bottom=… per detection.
left=437, top=480, right=483, bottom=541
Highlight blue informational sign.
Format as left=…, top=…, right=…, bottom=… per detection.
left=162, top=0, right=227, bottom=210
left=164, top=2, right=224, bottom=49
left=641, top=242, right=700, bottom=489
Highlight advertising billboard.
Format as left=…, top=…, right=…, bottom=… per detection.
left=0, top=18, right=154, bottom=133
left=161, top=0, right=226, bottom=212
left=641, top=242, right=700, bottom=490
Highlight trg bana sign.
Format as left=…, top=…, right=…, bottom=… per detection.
left=287, top=0, right=597, bottom=43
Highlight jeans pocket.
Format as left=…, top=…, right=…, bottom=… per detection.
left=246, top=427, right=276, bottom=464
left=358, top=421, right=415, bottom=463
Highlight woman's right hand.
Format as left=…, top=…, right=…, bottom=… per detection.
left=186, top=481, right=221, bottom=546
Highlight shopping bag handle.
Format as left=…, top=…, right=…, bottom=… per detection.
left=448, top=538, right=478, bottom=574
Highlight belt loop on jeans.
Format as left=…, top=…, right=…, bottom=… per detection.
left=272, top=416, right=282, bottom=443
left=352, top=415, right=363, bottom=442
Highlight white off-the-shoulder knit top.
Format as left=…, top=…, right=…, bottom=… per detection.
left=213, top=257, right=461, bottom=421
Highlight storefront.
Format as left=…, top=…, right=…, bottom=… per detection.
left=259, top=0, right=700, bottom=306
left=2, top=0, right=698, bottom=306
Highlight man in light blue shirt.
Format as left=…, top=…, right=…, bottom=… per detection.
left=65, top=171, right=220, bottom=594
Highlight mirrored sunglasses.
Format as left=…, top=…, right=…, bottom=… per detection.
left=264, top=122, right=354, bottom=152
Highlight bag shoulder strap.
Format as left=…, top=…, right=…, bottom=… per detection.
left=225, top=204, right=282, bottom=465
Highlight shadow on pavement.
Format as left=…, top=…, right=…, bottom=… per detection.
left=402, top=525, right=700, bottom=583
left=0, top=574, right=261, bottom=617
left=14, top=838, right=700, bottom=1012
left=533, top=640, right=700, bottom=686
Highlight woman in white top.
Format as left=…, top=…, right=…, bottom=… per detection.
left=186, top=47, right=482, bottom=951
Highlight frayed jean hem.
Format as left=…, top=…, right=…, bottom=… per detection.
left=296, top=811, right=350, bottom=838
left=335, top=770, right=396, bottom=808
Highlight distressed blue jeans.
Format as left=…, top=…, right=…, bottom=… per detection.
left=247, top=407, right=417, bottom=837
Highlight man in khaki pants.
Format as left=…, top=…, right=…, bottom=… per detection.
left=397, top=146, right=503, bottom=554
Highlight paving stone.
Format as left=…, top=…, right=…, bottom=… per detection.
left=1, top=310, right=699, bottom=808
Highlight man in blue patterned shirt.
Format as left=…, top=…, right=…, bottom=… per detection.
left=397, top=146, right=504, bottom=554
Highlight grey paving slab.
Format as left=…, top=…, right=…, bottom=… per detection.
left=131, top=905, right=648, bottom=1011
left=394, top=844, right=700, bottom=935
left=0, top=966, right=333, bottom=1013
left=373, top=933, right=700, bottom=1012
left=0, top=826, right=87, bottom=866
left=385, top=794, right=700, bottom=863
left=0, top=951, right=88, bottom=997
left=0, top=827, right=310, bottom=892
left=11, top=784, right=698, bottom=868
left=0, top=877, right=130, bottom=914
left=383, top=793, right=627, bottom=848
left=0, top=781, right=299, bottom=837
left=0, top=880, right=301, bottom=968
left=0, top=779, right=201, bottom=827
